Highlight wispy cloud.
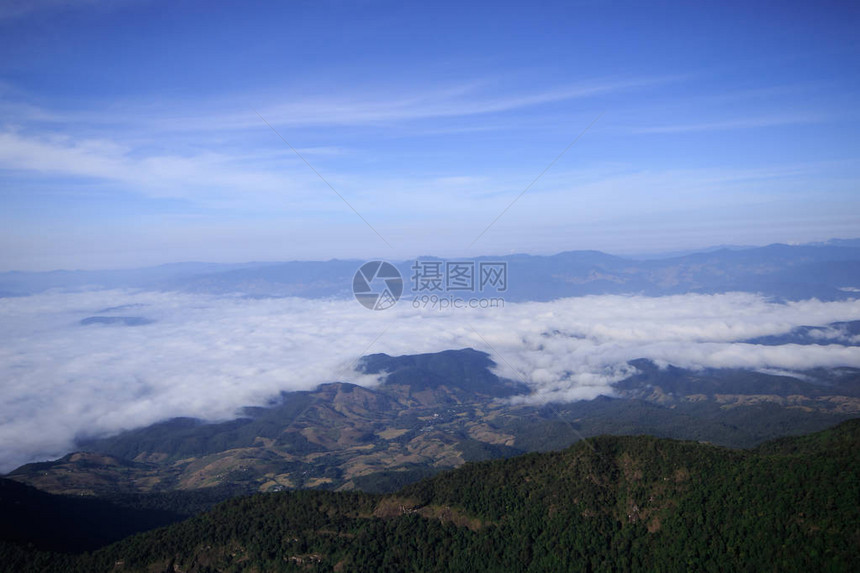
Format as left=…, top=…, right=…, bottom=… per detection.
left=0, top=129, right=328, bottom=207
left=241, top=76, right=672, bottom=128
left=0, top=75, right=668, bottom=206
left=631, top=114, right=829, bottom=134
left=2, top=75, right=670, bottom=133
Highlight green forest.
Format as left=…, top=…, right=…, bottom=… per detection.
left=2, top=419, right=858, bottom=572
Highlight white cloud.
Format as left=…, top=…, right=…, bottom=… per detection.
left=630, top=114, right=829, bottom=134
left=0, top=75, right=653, bottom=207
left=235, top=76, right=668, bottom=129
left=0, top=129, right=324, bottom=205
left=1, top=290, right=859, bottom=472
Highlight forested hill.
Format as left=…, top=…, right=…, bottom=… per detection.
left=4, top=420, right=858, bottom=572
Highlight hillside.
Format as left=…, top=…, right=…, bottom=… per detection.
left=3, top=420, right=858, bottom=572
left=8, top=348, right=859, bottom=496
left=0, top=479, right=235, bottom=554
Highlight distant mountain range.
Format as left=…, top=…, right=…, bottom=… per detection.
left=2, top=240, right=860, bottom=301
left=8, top=346, right=858, bottom=498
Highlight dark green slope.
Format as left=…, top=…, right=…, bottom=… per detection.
left=6, top=420, right=858, bottom=572
left=0, top=477, right=245, bottom=560
left=0, top=478, right=184, bottom=553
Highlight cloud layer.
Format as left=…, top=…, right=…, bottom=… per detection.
left=1, top=290, right=859, bottom=472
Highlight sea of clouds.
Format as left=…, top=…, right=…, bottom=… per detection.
left=1, top=289, right=860, bottom=472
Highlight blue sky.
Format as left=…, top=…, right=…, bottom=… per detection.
left=0, top=0, right=858, bottom=270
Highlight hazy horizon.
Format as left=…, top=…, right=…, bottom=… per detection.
left=2, top=235, right=859, bottom=273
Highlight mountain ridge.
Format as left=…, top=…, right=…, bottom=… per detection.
left=2, top=241, right=860, bottom=301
